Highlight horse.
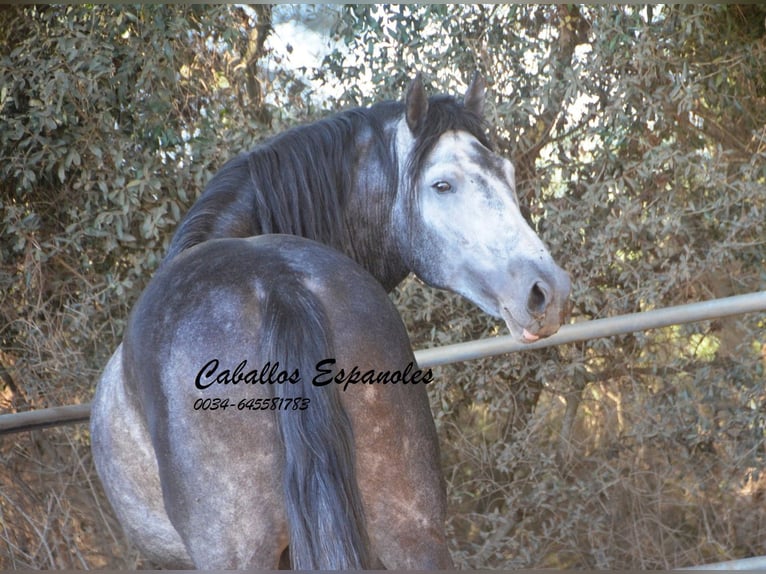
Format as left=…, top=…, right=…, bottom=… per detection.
left=90, top=73, right=571, bottom=569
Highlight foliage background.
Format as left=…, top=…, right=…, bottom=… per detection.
left=1, top=4, right=764, bottom=569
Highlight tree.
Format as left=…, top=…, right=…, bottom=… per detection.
left=1, top=4, right=764, bottom=569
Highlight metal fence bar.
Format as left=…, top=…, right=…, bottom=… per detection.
left=677, top=555, right=766, bottom=570
left=0, top=403, right=90, bottom=435
left=1, top=291, right=765, bottom=435
left=415, top=290, right=766, bottom=368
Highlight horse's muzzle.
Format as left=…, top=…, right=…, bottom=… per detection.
left=522, top=264, right=571, bottom=340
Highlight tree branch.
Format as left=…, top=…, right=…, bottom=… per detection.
left=516, top=5, right=591, bottom=196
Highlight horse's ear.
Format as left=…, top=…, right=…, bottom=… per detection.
left=464, top=72, right=486, bottom=117
left=405, top=73, right=429, bottom=134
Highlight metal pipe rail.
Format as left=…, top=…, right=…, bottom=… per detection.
left=0, top=403, right=90, bottom=435
left=678, top=555, right=766, bottom=570
left=1, top=291, right=765, bottom=435
left=415, top=290, right=766, bottom=368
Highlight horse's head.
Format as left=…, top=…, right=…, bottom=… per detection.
left=394, top=74, right=570, bottom=343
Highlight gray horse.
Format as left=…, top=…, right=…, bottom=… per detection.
left=91, top=74, right=570, bottom=569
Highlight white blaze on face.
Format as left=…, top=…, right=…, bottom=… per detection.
left=412, top=130, right=562, bottom=339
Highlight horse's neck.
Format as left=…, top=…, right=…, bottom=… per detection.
left=341, top=189, right=408, bottom=292
left=164, top=139, right=409, bottom=291
left=338, top=124, right=409, bottom=291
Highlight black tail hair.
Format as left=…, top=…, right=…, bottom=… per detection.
left=261, top=281, right=371, bottom=569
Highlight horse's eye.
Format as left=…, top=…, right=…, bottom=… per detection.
left=432, top=181, right=453, bottom=194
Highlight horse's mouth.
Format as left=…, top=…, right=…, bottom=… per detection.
left=500, top=306, right=546, bottom=344
left=521, top=329, right=540, bottom=343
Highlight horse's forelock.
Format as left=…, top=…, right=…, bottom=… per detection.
left=403, top=94, right=492, bottom=211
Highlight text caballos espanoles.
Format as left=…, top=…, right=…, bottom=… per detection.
left=195, top=358, right=433, bottom=392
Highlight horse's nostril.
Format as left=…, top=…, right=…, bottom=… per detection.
left=527, top=281, right=549, bottom=316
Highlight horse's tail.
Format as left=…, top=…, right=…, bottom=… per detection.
left=262, top=281, right=372, bottom=570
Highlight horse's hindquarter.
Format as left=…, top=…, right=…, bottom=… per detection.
left=90, top=345, right=193, bottom=568
left=114, top=235, right=451, bottom=568
left=343, top=383, right=452, bottom=568
left=320, top=272, right=453, bottom=568
left=121, top=240, right=290, bottom=568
